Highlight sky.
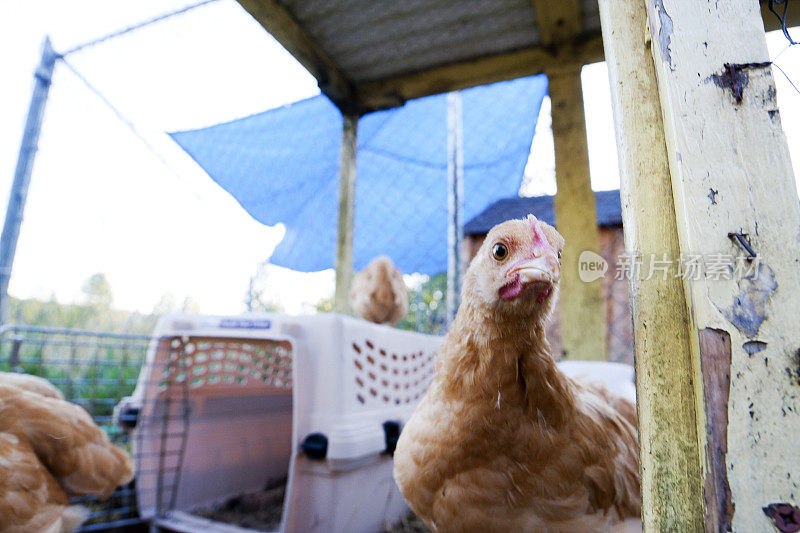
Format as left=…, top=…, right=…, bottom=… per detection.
left=1, top=0, right=798, bottom=315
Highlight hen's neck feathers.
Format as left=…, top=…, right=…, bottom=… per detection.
left=437, top=297, right=575, bottom=428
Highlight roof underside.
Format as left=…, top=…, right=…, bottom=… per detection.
left=236, top=0, right=797, bottom=113
left=279, top=0, right=596, bottom=84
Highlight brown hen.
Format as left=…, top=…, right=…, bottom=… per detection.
left=349, top=255, right=409, bottom=325
left=0, top=373, right=134, bottom=533
left=393, top=215, right=640, bottom=532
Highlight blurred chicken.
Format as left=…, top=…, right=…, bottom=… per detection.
left=349, top=255, right=409, bottom=325
left=394, top=215, right=640, bottom=532
left=0, top=372, right=64, bottom=399
left=0, top=372, right=134, bottom=533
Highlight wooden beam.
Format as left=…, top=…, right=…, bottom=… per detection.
left=334, top=114, right=357, bottom=314
left=597, top=0, right=704, bottom=528
left=549, top=68, right=606, bottom=362
left=235, top=0, right=356, bottom=112
left=356, top=36, right=604, bottom=111
left=531, top=0, right=582, bottom=45
left=533, top=0, right=606, bottom=361
left=645, top=0, right=800, bottom=530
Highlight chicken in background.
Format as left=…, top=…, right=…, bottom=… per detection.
left=349, top=255, right=409, bottom=325
left=394, top=215, right=640, bottom=532
left=0, top=372, right=134, bottom=533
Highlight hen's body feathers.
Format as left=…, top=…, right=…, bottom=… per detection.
left=394, top=217, right=640, bottom=532
left=0, top=372, right=64, bottom=400
left=0, top=376, right=133, bottom=533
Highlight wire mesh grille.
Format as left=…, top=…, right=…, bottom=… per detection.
left=134, top=335, right=293, bottom=521
left=0, top=325, right=149, bottom=531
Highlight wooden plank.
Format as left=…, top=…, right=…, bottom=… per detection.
left=645, top=0, right=800, bottom=530
left=699, top=328, right=734, bottom=533
left=333, top=114, right=357, bottom=314
left=549, top=68, right=606, bottom=361
left=356, top=36, right=604, bottom=111
left=597, top=0, right=705, bottom=529
left=235, top=0, right=355, bottom=111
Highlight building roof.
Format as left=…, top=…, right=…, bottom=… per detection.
left=464, top=189, right=622, bottom=235
left=235, top=0, right=792, bottom=113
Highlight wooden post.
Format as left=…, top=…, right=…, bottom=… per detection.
left=644, top=1, right=800, bottom=531
left=597, top=0, right=703, bottom=529
left=334, top=113, right=357, bottom=313
left=549, top=68, right=606, bottom=361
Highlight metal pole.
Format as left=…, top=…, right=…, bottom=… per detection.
left=0, top=37, right=58, bottom=324
left=446, top=91, right=464, bottom=324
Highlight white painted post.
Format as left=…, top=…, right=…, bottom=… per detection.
left=446, top=91, right=464, bottom=324
left=645, top=1, right=800, bottom=530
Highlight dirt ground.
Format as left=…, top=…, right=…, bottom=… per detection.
left=191, top=482, right=285, bottom=531
left=189, top=478, right=428, bottom=533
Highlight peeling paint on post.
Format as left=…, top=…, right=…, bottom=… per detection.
left=645, top=0, right=800, bottom=530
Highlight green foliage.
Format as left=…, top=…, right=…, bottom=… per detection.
left=7, top=294, right=158, bottom=334
left=4, top=273, right=207, bottom=334
left=396, top=273, right=448, bottom=335
left=82, top=273, right=113, bottom=308
left=0, top=337, right=145, bottom=422
left=314, top=295, right=334, bottom=313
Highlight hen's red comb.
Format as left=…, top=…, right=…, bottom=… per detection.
left=527, top=214, right=549, bottom=253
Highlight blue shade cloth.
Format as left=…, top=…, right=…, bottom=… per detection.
left=171, top=75, right=548, bottom=275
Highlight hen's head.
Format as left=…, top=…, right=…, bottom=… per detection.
left=463, top=214, right=564, bottom=319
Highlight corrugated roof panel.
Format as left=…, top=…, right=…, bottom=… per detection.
left=279, top=0, right=540, bottom=83
left=309, top=1, right=535, bottom=57
left=337, top=17, right=541, bottom=81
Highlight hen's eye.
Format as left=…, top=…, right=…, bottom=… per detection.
left=557, top=250, right=562, bottom=260
left=492, top=243, right=509, bottom=261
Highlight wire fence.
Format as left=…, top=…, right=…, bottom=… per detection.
left=6, top=0, right=798, bottom=336
left=0, top=325, right=150, bottom=531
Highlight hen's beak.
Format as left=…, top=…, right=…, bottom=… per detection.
left=507, top=256, right=560, bottom=284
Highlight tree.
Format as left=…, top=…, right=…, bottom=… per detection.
left=82, top=273, right=113, bottom=309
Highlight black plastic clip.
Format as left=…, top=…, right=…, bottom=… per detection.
left=301, top=433, right=328, bottom=460
left=383, top=421, right=401, bottom=456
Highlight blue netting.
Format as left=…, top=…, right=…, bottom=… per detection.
left=171, top=74, right=548, bottom=275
